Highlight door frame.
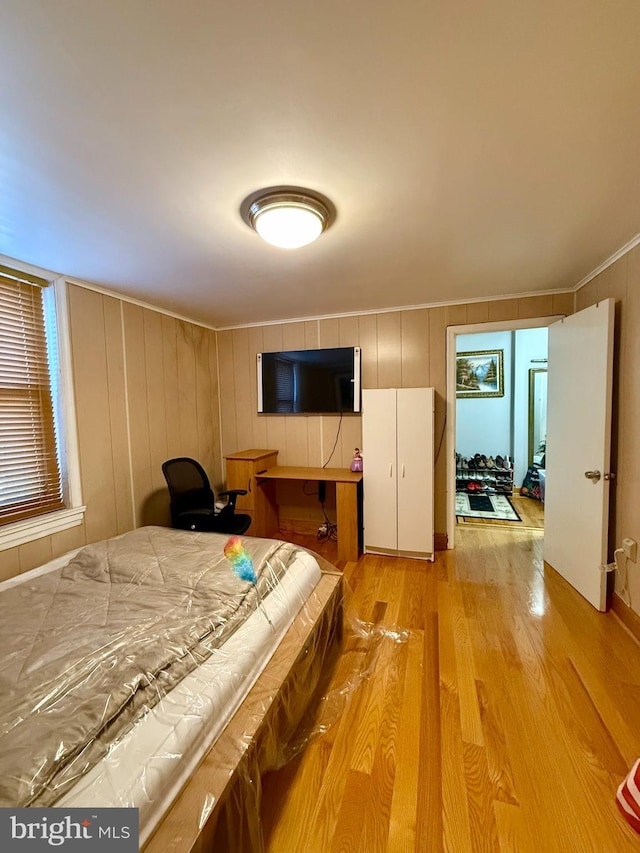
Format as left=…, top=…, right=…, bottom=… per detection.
left=445, top=315, right=563, bottom=548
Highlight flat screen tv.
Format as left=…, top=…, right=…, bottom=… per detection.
left=257, top=346, right=361, bottom=414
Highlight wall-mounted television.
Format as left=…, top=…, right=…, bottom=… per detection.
left=257, top=346, right=361, bottom=414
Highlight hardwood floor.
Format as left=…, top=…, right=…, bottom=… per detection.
left=261, top=526, right=640, bottom=852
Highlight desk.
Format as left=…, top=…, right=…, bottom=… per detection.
left=256, top=466, right=363, bottom=563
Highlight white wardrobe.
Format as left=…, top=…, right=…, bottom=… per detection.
left=362, top=387, right=435, bottom=560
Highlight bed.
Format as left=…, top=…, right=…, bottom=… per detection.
left=0, top=525, right=342, bottom=851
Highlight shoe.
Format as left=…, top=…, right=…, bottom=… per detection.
left=496, top=455, right=504, bottom=469
left=487, top=456, right=495, bottom=469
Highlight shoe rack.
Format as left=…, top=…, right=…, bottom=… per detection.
left=456, top=454, right=514, bottom=496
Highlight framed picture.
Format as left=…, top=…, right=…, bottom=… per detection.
left=456, top=349, right=504, bottom=398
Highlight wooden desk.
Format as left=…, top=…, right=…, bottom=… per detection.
left=225, top=449, right=279, bottom=535
left=256, top=466, right=363, bottom=563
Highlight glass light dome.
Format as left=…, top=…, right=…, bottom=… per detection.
left=246, top=191, right=331, bottom=249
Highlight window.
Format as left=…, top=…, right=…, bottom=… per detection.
left=274, top=356, right=295, bottom=413
left=0, top=264, right=84, bottom=549
left=1, top=273, right=63, bottom=522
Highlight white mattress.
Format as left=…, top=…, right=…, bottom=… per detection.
left=1, top=541, right=322, bottom=844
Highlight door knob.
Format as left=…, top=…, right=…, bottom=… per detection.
left=584, top=470, right=601, bottom=482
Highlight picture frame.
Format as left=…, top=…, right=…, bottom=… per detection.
left=456, top=349, right=504, bottom=398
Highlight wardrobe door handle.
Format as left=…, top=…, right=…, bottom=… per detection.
left=389, top=463, right=393, bottom=477
left=402, top=463, right=405, bottom=477
left=248, top=478, right=252, bottom=492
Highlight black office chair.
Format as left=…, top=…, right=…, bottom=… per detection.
left=162, top=457, right=252, bottom=535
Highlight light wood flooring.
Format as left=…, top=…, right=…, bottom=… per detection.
left=261, top=526, right=640, bottom=852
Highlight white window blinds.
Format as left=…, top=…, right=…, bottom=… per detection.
left=0, top=271, right=64, bottom=524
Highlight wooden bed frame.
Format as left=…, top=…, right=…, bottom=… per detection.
left=143, top=568, right=342, bottom=852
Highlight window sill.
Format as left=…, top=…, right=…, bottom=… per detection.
left=0, top=506, right=86, bottom=552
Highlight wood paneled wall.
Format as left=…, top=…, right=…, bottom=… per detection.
left=217, top=292, right=573, bottom=533
left=575, top=244, right=640, bottom=618
left=0, top=284, right=221, bottom=580
left=0, top=281, right=580, bottom=581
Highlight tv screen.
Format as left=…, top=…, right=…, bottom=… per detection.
left=257, top=347, right=361, bottom=414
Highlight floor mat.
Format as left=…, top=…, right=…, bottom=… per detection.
left=456, top=492, right=521, bottom=521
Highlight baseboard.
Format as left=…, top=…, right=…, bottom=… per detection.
left=364, top=545, right=434, bottom=561
left=280, top=519, right=448, bottom=553
left=610, top=592, right=640, bottom=644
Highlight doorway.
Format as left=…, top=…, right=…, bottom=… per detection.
left=446, top=317, right=558, bottom=548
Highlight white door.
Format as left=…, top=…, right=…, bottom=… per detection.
left=362, top=389, right=397, bottom=551
left=397, top=388, right=434, bottom=553
left=543, top=299, right=614, bottom=611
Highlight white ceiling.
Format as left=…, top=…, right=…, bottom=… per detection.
left=2, top=1, right=640, bottom=327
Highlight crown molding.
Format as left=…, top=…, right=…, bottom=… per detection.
left=5, top=229, right=639, bottom=334
left=573, top=233, right=640, bottom=293
left=214, top=286, right=574, bottom=331
left=62, top=277, right=217, bottom=331
left=0, top=252, right=60, bottom=282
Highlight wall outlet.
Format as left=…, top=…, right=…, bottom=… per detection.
left=622, top=537, right=637, bottom=562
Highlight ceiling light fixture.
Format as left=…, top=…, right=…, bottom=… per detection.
left=241, top=188, right=334, bottom=249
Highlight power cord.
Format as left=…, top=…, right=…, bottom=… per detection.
left=318, top=410, right=344, bottom=538
left=302, top=481, right=319, bottom=497
left=323, top=411, right=343, bottom=467
left=434, top=409, right=446, bottom=464
left=317, top=502, right=338, bottom=542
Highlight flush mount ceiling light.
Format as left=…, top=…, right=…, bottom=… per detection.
left=241, top=188, right=334, bottom=249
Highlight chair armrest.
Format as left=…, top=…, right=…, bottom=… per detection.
left=218, top=489, right=247, bottom=513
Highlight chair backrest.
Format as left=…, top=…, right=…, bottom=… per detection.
left=161, top=457, right=215, bottom=520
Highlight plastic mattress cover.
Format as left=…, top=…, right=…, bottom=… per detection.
left=0, top=526, right=404, bottom=852
left=169, top=561, right=407, bottom=853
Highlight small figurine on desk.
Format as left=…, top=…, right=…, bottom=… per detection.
left=350, top=448, right=363, bottom=473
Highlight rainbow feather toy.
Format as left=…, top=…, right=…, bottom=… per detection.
left=224, top=536, right=257, bottom=583
left=224, top=536, right=274, bottom=629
